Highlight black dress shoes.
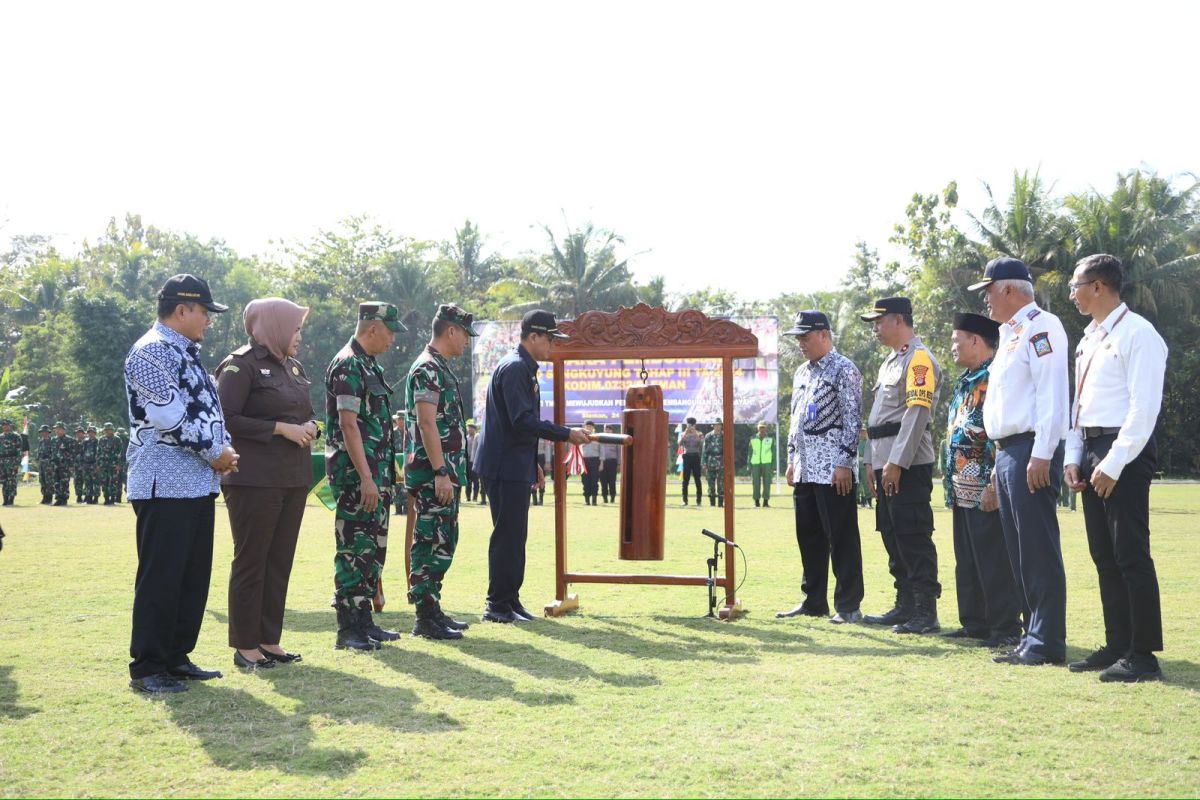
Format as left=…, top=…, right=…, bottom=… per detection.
left=775, top=603, right=828, bottom=619
left=994, top=650, right=1065, bottom=667
left=510, top=602, right=537, bottom=622
left=1068, top=646, right=1122, bottom=673
left=233, top=651, right=275, bottom=670
left=130, top=673, right=187, bottom=694
left=259, top=649, right=302, bottom=664
left=979, top=634, right=1022, bottom=649
left=169, top=662, right=223, bottom=680
left=941, top=627, right=987, bottom=640
left=1098, top=654, right=1163, bottom=683
left=482, top=604, right=518, bottom=624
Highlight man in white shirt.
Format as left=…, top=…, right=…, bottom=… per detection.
left=1063, top=254, right=1167, bottom=683
left=972, top=257, right=1070, bottom=666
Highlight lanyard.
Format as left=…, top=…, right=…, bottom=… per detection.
left=1072, top=307, right=1129, bottom=427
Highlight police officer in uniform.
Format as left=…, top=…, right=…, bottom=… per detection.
left=702, top=421, right=725, bottom=507
left=325, top=301, right=405, bottom=650
left=474, top=310, right=591, bottom=623
left=1064, top=254, right=1167, bottom=682
left=600, top=424, right=620, bottom=503
left=98, top=422, right=126, bottom=504
left=0, top=419, right=23, bottom=506
left=35, top=425, right=53, bottom=504
left=860, top=297, right=944, bottom=634
left=49, top=422, right=73, bottom=505
left=404, top=303, right=477, bottom=640
left=973, top=257, right=1070, bottom=666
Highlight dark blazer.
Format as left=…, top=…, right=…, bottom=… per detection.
left=474, top=344, right=569, bottom=484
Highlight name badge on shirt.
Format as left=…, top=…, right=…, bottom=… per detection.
left=805, top=402, right=818, bottom=424
left=260, top=368, right=272, bottom=376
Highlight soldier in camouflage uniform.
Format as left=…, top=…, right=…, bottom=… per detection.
left=98, top=422, right=126, bottom=504
left=325, top=301, right=406, bottom=651
left=72, top=425, right=89, bottom=502
left=35, top=426, right=53, bottom=504
left=701, top=421, right=725, bottom=508
left=405, top=304, right=477, bottom=640
left=0, top=419, right=23, bottom=506
left=79, top=426, right=101, bottom=504
left=49, top=422, right=74, bottom=505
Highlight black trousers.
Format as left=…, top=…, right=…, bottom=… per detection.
left=601, top=458, right=618, bottom=502
left=681, top=453, right=702, bottom=502
left=793, top=481, right=864, bottom=614
left=582, top=457, right=601, bottom=500
left=951, top=504, right=1022, bottom=638
left=223, top=485, right=307, bottom=649
left=1081, top=434, right=1162, bottom=654
left=485, top=478, right=532, bottom=608
left=873, top=463, right=940, bottom=597
left=129, top=495, right=216, bottom=679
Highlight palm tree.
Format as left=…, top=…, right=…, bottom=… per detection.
left=502, top=222, right=638, bottom=318
left=968, top=169, right=1074, bottom=276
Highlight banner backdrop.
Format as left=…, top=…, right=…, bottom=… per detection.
left=470, top=317, right=778, bottom=426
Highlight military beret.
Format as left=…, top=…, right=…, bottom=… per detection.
left=359, top=301, right=407, bottom=332
left=436, top=303, right=479, bottom=336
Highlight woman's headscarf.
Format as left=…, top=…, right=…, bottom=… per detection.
left=243, top=298, right=309, bottom=363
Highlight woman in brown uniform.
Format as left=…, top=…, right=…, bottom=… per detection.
left=215, top=298, right=319, bottom=669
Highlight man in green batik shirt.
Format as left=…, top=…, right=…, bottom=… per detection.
left=325, top=301, right=406, bottom=651
left=404, top=303, right=477, bottom=640
left=702, top=421, right=725, bottom=507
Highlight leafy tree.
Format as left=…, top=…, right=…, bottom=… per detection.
left=503, top=222, right=638, bottom=317
left=62, top=290, right=145, bottom=426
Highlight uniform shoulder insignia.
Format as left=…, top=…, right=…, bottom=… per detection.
left=1027, top=309, right=1041, bottom=320
left=223, top=364, right=240, bottom=373
left=1030, top=332, right=1053, bottom=357
left=905, top=348, right=936, bottom=409
left=232, top=344, right=253, bottom=356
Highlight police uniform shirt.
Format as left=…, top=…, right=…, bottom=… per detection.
left=866, top=335, right=942, bottom=469
left=580, top=439, right=601, bottom=458
left=981, top=301, right=1070, bottom=460
left=1065, top=302, right=1167, bottom=478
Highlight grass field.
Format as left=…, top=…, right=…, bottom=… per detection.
left=0, top=478, right=1197, bottom=798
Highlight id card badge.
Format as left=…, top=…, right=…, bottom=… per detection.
left=805, top=402, right=818, bottom=424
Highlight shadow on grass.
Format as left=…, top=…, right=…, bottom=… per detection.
left=376, top=646, right=576, bottom=707
left=519, top=615, right=760, bottom=664
left=165, top=685, right=368, bottom=775
left=461, top=638, right=660, bottom=688
left=0, top=665, right=37, bottom=719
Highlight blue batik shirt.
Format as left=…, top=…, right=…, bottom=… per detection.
left=786, top=349, right=863, bottom=484
left=124, top=321, right=229, bottom=499
left=943, top=358, right=994, bottom=509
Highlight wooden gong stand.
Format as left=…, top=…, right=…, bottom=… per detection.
left=542, top=304, right=758, bottom=620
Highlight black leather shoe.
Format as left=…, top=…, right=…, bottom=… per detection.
left=994, top=650, right=1064, bottom=667
left=482, top=604, right=518, bottom=624
left=258, top=649, right=302, bottom=664
left=776, top=603, right=828, bottom=619
left=413, top=616, right=464, bottom=640
left=1068, top=646, right=1122, bottom=673
left=130, top=673, right=187, bottom=694
left=233, top=651, right=275, bottom=669
left=169, top=662, right=223, bottom=680
left=437, top=611, right=470, bottom=631
left=510, top=602, right=537, bottom=621
left=941, top=627, right=987, bottom=640
left=979, top=634, right=1022, bottom=649
left=362, top=610, right=402, bottom=642
left=1098, top=654, right=1163, bottom=683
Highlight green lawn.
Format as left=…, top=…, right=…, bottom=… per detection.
left=1, top=479, right=1197, bottom=797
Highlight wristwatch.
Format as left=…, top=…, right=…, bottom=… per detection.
left=434, top=465, right=449, bottom=477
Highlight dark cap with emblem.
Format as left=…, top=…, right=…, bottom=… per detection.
left=521, top=309, right=568, bottom=339
left=158, top=273, right=229, bottom=313
left=784, top=310, right=831, bottom=336
left=359, top=301, right=407, bottom=332
left=860, top=297, right=913, bottom=322
left=967, top=257, right=1032, bottom=292
left=953, top=312, right=1001, bottom=340
left=436, top=303, right=478, bottom=336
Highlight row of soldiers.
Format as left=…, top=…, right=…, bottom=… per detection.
left=11, top=421, right=127, bottom=506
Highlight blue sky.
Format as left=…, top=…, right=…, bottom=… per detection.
left=1, top=1, right=1195, bottom=300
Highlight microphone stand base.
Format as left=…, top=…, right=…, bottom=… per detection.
left=717, top=598, right=746, bottom=621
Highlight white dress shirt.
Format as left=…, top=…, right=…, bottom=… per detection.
left=982, top=301, right=1070, bottom=460
left=1065, top=303, right=1167, bottom=478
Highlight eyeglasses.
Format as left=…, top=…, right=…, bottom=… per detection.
left=1068, top=279, right=1098, bottom=293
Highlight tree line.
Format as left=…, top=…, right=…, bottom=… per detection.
left=2, top=167, right=1197, bottom=474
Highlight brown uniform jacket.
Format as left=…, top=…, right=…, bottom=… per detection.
left=215, top=340, right=317, bottom=488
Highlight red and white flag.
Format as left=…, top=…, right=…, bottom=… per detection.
left=564, top=444, right=587, bottom=476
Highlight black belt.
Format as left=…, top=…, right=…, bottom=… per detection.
left=1083, top=426, right=1120, bottom=440
left=995, top=431, right=1035, bottom=450
left=867, top=422, right=901, bottom=440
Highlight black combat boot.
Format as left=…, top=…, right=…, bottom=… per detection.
left=863, top=588, right=914, bottom=626
left=335, top=606, right=380, bottom=651
left=412, top=604, right=463, bottom=640
left=433, top=601, right=470, bottom=631
left=893, top=592, right=941, bottom=634
left=361, top=609, right=401, bottom=642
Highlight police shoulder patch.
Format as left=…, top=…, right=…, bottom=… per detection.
left=232, top=344, right=252, bottom=356
left=223, top=364, right=240, bottom=373
left=1030, top=332, right=1053, bottom=357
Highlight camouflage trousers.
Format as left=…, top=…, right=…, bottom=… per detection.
left=38, top=463, right=52, bottom=501
left=100, top=465, right=123, bottom=502
left=332, top=483, right=392, bottom=611
left=705, top=466, right=725, bottom=503
left=75, top=464, right=99, bottom=501
left=0, top=457, right=19, bottom=503
left=49, top=463, right=71, bottom=503
left=407, top=485, right=459, bottom=610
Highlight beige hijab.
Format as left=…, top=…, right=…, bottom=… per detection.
left=243, top=298, right=309, bottom=362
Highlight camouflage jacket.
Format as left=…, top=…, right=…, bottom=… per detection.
left=0, top=431, right=23, bottom=459
left=97, top=435, right=125, bottom=466
left=701, top=429, right=724, bottom=470
left=51, top=435, right=75, bottom=464
left=404, top=344, right=467, bottom=490
left=78, top=438, right=98, bottom=464
left=36, top=438, right=53, bottom=468
left=325, top=337, right=396, bottom=489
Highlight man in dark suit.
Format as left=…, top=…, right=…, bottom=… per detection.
left=474, top=310, right=591, bottom=623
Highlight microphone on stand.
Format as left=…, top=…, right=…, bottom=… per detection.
left=701, top=528, right=740, bottom=549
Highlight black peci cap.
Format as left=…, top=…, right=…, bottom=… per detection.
left=158, top=274, right=229, bottom=313
left=967, top=257, right=1032, bottom=292
left=784, top=310, right=831, bottom=336
left=521, top=309, right=568, bottom=339
left=953, top=312, right=1001, bottom=340
left=860, top=297, right=912, bottom=322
